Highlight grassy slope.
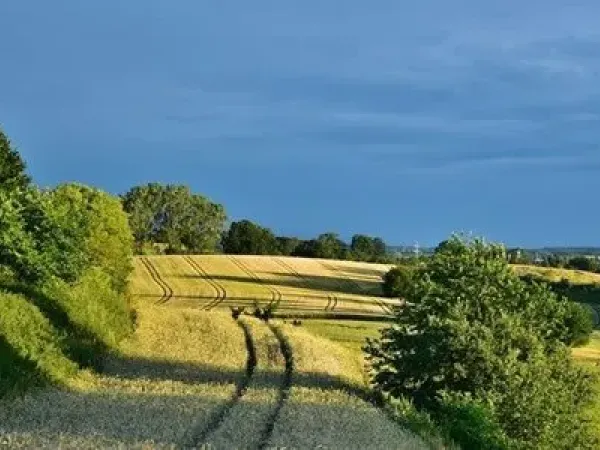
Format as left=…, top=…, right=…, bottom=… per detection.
left=0, top=302, right=424, bottom=449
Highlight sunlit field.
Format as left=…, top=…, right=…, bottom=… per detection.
left=512, top=264, right=600, bottom=285
left=129, top=255, right=399, bottom=318
left=0, top=302, right=425, bottom=449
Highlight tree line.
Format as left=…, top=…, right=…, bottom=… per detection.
left=121, top=183, right=392, bottom=263
left=508, top=248, right=600, bottom=273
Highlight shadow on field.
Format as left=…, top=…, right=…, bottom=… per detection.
left=3, top=284, right=107, bottom=368
left=179, top=273, right=383, bottom=297
left=0, top=387, right=412, bottom=449
left=0, top=355, right=381, bottom=449
left=101, top=354, right=370, bottom=400
left=330, top=265, right=388, bottom=279
left=0, top=335, right=48, bottom=397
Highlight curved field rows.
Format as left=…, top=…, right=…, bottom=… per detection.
left=130, top=255, right=401, bottom=319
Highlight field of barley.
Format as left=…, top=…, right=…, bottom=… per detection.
left=130, top=255, right=400, bottom=319
left=0, top=306, right=426, bottom=449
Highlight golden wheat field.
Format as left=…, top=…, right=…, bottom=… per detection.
left=130, top=255, right=400, bottom=318
left=0, top=305, right=426, bottom=449
left=512, top=264, right=600, bottom=285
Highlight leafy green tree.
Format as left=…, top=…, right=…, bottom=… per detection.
left=276, top=236, right=301, bottom=256
left=221, top=220, right=279, bottom=255
left=382, top=266, right=414, bottom=298
left=0, top=188, right=87, bottom=284
left=563, top=301, right=594, bottom=346
left=366, top=236, right=597, bottom=449
left=292, top=239, right=319, bottom=258
left=48, top=184, right=134, bottom=293
left=314, top=232, right=347, bottom=259
left=351, top=234, right=375, bottom=260
left=373, top=237, right=387, bottom=260
left=350, top=234, right=388, bottom=262
left=566, top=256, right=599, bottom=272
left=121, top=183, right=226, bottom=254
left=0, top=129, right=30, bottom=193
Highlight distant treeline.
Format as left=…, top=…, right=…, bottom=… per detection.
left=507, top=248, right=600, bottom=273
left=121, top=183, right=393, bottom=263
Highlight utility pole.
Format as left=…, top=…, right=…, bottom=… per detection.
left=414, top=241, right=420, bottom=258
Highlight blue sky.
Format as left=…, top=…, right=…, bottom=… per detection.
left=1, top=1, right=599, bottom=247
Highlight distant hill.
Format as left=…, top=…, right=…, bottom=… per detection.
left=388, top=245, right=600, bottom=257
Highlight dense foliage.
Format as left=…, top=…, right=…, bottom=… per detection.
left=122, top=183, right=226, bottom=254
left=221, top=219, right=279, bottom=255
left=366, top=237, right=598, bottom=449
left=0, top=130, right=30, bottom=193
left=382, top=266, right=414, bottom=298
left=0, top=129, right=135, bottom=396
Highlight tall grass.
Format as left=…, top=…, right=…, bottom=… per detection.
left=0, top=292, right=77, bottom=397
left=0, top=268, right=134, bottom=397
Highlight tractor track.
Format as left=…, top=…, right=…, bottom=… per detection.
left=275, top=258, right=338, bottom=312
left=229, top=256, right=283, bottom=309
left=256, top=324, right=294, bottom=450
left=184, top=320, right=294, bottom=450
left=140, top=257, right=174, bottom=305
left=320, top=261, right=392, bottom=315
left=183, top=255, right=227, bottom=310
left=184, top=320, right=257, bottom=448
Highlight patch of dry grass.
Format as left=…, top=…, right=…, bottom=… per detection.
left=512, top=264, right=600, bottom=285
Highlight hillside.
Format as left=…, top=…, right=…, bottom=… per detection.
left=130, top=255, right=400, bottom=319
left=0, top=304, right=424, bottom=449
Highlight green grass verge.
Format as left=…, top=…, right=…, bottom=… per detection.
left=0, top=291, right=77, bottom=397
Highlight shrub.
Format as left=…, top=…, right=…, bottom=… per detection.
left=382, top=266, right=414, bottom=298
left=436, top=393, right=510, bottom=450
left=48, top=184, right=134, bottom=293
left=43, top=268, right=134, bottom=352
left=564, top=301, right=595, bottom=346
left=366, top=236, right=598, bottom=449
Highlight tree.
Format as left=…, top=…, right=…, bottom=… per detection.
left=350, top=234, right=388, bottom=262
left=0, top=188, right=87, bottom=284
left=373, top=237, right=387, bottom=260
left=276, top=236, right=301, bottom=256
left=292, top=239, right=319, bottom=258
left=351, top=234, right=375, bottom=261
left=382, top=266, right=414, bottom=298
left=48, top=184, right=134, bottom=293
left=566, top=256, right=599, bottom=273
left=121, top=184, right=226, bottom=254
left=366, top=236, right=597, bottom=449
left=221, top=220, right=279, bottom=255
left=0, top=129, right=30, bottom=193
left=314, top=232, right=347, bottom=259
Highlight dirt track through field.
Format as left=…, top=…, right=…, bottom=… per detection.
left=183, top=256, right=227, bottom=310
left=183, top=320, right=293, bottom=450
left=257, top=324, right=294, bottom=450
left=140, top=257, right=174, bottom=305
left=183, top=320, right=257, bottom=448
left=275, top=258, right=336, bottom=312
left=229, top=256, right=283, bottom=309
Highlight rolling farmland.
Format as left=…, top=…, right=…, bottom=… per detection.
left=130, top=255, right=401, bottom=319
left=0, top=306, right=425, bottom=449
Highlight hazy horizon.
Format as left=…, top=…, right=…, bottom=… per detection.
left=2, top=1, right=599, bottom=247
